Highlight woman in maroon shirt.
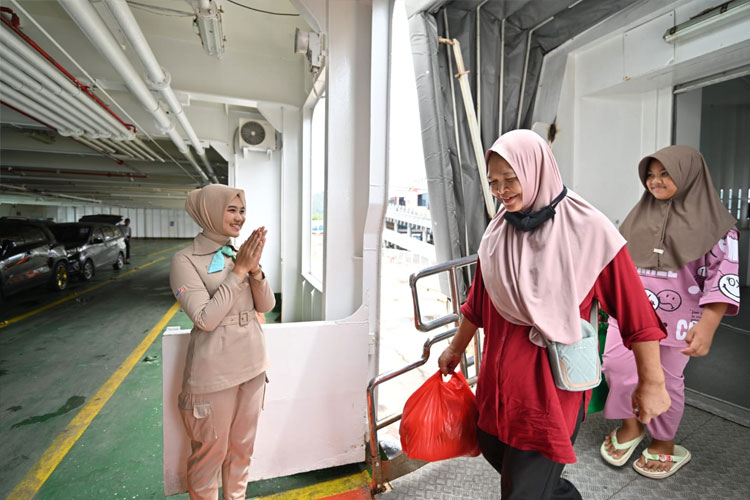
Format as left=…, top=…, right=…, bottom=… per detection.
left=438, top=130, right=670, bottom=499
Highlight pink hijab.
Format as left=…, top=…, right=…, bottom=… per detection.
left=477, top=130, right=625, bottom=346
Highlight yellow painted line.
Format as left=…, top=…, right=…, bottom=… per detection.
left=147, top=242, right=189, bottom=257
left=0, top=256, right=168, bottom=330
left=253, top=470, right=371, bottom=500
left=5, top=301, right=181, bottom=500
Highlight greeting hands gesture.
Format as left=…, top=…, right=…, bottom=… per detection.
left=232, top=226, right=267, bottom=277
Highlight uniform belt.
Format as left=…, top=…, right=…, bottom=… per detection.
left=219, top=310, right=255, bottom=327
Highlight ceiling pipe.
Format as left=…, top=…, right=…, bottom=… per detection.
left=133, top=137, right=164, bottom=163
left=1, top=5, right=135, bottom=133
left=0, top=40, right=127, bottom=140
left=0, top=24, right=134, bottom=140
left=58, top=0, right=211, bottom=184
left=0, top=183, right=103, bottom=203
left=0, top=100, right=125, bottom=166
left=107, top=138, right=146, bottom=160
left=0, top=45, right=116, bottom=138
left=0, top=82, right=84, bottom=136
left=86, top=138, right=118, bottom=154
left=99, top=137, right=135, bottom=157
left=103, top=0, right=218, bottom=182
left=74, top=136, right=115, bottom=155
left=3, top=180, right=192, bottom=197
left=0, top=56, right=103, bottom=137
left=128, top=144, right=157, bottom=162
left=1, top=166, right=148, bottom=178
left=0, top=100, right=54, bottom=129
left=0, top=176, right=189, bottom=189
left=108, top=137, right=149, bottom=160
left=6, top=0, right=188, bottom=177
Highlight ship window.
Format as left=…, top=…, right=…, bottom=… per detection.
left=309, top=96, right=326, bottom=283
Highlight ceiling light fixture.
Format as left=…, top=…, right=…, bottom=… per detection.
left=191, top=0, right=225, bottom=58
left=294, top=27, right=325, bottom=74
left=663, top=0, right=750, bottom=43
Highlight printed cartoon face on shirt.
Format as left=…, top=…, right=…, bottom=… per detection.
left=645, top=289, right=659, bottom=309
left=712, top=234, right=739, bottom=261
left=656, top=289, right=682, bottom=312
left=717, top=273, right=740, bottom=302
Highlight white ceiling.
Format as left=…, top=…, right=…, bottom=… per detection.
left=0, top=0, right=311, bottom=209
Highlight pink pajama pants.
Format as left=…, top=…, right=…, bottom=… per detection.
left=178, top=372, right=266, bottom=500
left=601, top=329, right=689, bottom=441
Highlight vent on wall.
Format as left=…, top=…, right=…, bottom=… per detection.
left=237, top=119, right=277, bottom=152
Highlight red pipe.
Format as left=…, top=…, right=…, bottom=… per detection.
left=0, top=100, right=128, bottom=166
left=1, top=166, right=148, bottom=179
left=0, top=99, right=55, bottom=129
left=0, top=7, right=136, bottom=133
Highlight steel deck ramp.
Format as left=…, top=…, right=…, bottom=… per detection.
left=377, top=406, right=750, bottom=499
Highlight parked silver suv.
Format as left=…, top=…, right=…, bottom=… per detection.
left=48, top=222, right=127, bottom=281
left=0, top=217, right=69, bottom=300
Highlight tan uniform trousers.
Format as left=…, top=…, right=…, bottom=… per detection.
left=178, top=372, right=266, bottom=500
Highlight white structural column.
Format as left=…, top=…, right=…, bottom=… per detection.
left=363, top=0, right=391, bottom=380
left=323, top=0, right=373, bottom=320
left=280, top=107, right=303, bottom=321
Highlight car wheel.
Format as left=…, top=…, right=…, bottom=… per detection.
left=81, top=259, right=95, bottom=281
left=113, top=252, right=125, bottom=270
left=50, top=261, right=69, bottom=291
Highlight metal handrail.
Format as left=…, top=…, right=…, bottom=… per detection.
left=366, top=254, right=479, bottom=492
left=409, top=254, right=477, bottom=332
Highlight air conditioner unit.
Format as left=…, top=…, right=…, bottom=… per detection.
left=237, top=118, right=277, bottom=152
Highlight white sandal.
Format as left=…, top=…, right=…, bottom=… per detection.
left=633, top=445, right=691, bottom=479
left=600, top=429, right=646, bottom=467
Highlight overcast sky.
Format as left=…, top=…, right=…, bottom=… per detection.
left=388, top=0, right=427, bottom=194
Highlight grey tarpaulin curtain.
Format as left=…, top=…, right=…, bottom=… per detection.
left=407, top=0, right=638, bottom=298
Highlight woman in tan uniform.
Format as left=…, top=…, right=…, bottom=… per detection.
left=169, top=184, right=275, bottom=500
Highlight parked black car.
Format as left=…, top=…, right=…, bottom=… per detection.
left=48, top=222, right=127, bottom=281
left=0, top=217, right=69, bottom=299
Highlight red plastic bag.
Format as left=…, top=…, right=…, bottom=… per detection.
left=399, top=370, right=481, bottom=461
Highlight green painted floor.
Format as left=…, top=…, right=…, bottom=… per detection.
left=1, top=239, right=190, bottom=499
left=0, top=239, right=309, bottom=500
left=0, top=240, right=283, bottom=500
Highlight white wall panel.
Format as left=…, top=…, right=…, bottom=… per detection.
left=623, top=12, right=675, bottom=81
left=160, top=210, right=170, bottom=239
left=163, top=308, right=369, bottom=494
left=44, top=205, right=199, bottom=238
left=233, top=147, right=283, bottom=294
left=136, top=209, right=146, bottom=238
left=550, top=0, right=749, bottom=225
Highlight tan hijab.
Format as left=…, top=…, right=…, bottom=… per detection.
left=185, top=184, right=246, bottom=244
left=619, top=146, right=736, bottom=271
left=477, top=130, right=625, bottom=346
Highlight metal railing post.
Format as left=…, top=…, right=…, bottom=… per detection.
left=368, top=255, right=479, bottom=492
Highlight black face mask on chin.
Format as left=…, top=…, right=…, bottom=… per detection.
left=503, top=186, right=568, bottom=232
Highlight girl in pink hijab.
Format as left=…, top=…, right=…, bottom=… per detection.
left=438, top=130, right=670, bottom=499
